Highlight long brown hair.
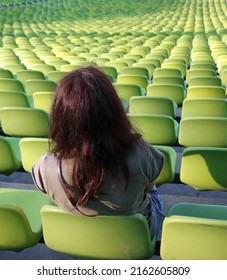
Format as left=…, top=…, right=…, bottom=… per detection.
left=49, top=66, right=141, bottom=205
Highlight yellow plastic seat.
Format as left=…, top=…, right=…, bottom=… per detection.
left=186, top=69, right=216, bottom=85
left=180, top=146, right=227, bottom=191
left=105, top=61, right=128, bottom=73
left=129, top=96, right=177, bottom=118
left=161, top=202, right=227, bottom=260
left=128, top=114, right=179, bottom=145
left=181, top=98, right=227, bottom=118
left=147, top=84, right=186, bottom=106
left=132, top=62, right=156, bottom=76
left=0, top=69, right=14, bottom=79
left=113, top=83, right=143, bottom=101
left=100, top=66, right=118, bottom=80
left=19, top=137, right=52, bottom=173
left=179, top=117, right=227, bottom=147
left=16, top=70, right=45, bottom=84
left=153, top=68, right=182, bottom=78
left=121, top=66, right=150, bottom=79
left=117, top=74, right=150, bottom=93
left=33, top=92, right=55, bottom=113
left=0, top=136, right=22, bottom=175
left=154, top=145, right=177, bottom=185
left=24, top=79, right=56, bottom=96
left=186, top=86, right=226, bottom=99
left=41, top=205, right=156, bottom=260
left=0, top=107, right=49, bottom=137
left=0, top=91, right=29, bottom=109
left=0, top=188, right=53, bottom=252
left=0, top=78, right=25, bottom=92
left=188, top=76, right=222, bottom=87
left=47, top=71, right=67, bottom=83
left=152, top=76, right=186, bottom=89
left=30, top=64, right=56, bottom=77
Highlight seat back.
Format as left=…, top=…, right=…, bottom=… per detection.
left=24, top=79, right=56, bottom=96
left=147, top=84, right=185, bottom=105
left=129, top=96, right=177, bottom=118
left=161, top=203, right=227, bottom=260
left=186, top=86, right=226, bottom=99
left=0, top=91, right=29, bottom=108
left=41, top=205, right=156, bottom=259
left=114, top=83, right=142, bottom=101
left=128, top=114, right=178, bottom=145
left=0, top=107, right=49, bottom=137
left=20, top=137, right=52, bottom=173
left=179, top=117, right=227, bottom=147
left=33, top=92, right=55, bottom=113
left=181, top=98, right=227, bottom=118
left=180, top=146, right=227, bottom=191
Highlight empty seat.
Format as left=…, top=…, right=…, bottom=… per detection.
left=129, top=96, right=177, bottom=118
left=113, top=83, right=143, bottom=101
left=24, top=80, right=56, bottom=96
left=128, top=114, right=179, bottom=145
left=0, top=107, right=49, bottom=137
left=33, top=92, right=55, bottom=113
left=161, top=203, right=227, bottom=260
left=147, top=84, right=186, bottom=106
left=186, top=86, right=226, bottom=99
left=179, top=117, right=227, bottom=147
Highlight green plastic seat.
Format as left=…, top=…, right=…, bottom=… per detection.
left=128, top=114, right=179, bottom=145
left=152, top=76, right=186, bottom=89
left=100, top=66, right=118, bottom=79
left=0, top=69, right=14, bottom=79
left=188, top=76, right=222, bottom=87
left=0, top=107, right=49, bottom=137
left=180, top=146, right=227, bottom=191
left=179, top=117, right=227, bottom=147
left=153, top=68, right=182, bottom=78
left=41, top=205, right=156, bottom=260
left=117, top=74, right=150, bottom=93
left=0, top=136, right=22, bottom=175
left=186, top=69, right=216, bottom=85
left=147, top=84, right=186, bottom=106
left=24, top=79, right=56, bottom=96
left=47, top=71, right=67, bottom=83
left=129, top=96, right=177, bottom=118
left=113, top=83, right=143, bottom=101
left=0, top=91, right=29, bottom=109
left=20, top=137, right=52, bottom=173
left=154, top=145, right=177, bottom=185
left=16, top=70, right=45, bottom=84
left=0, top=188, right=53, bottom=252
left=132, top=62, right=156, bottom=76
left=33, top=92, right=55, bottom=113
left=121, top=66, right=150, bottom=79
left=0, top=78, right=25, bottom=92
left=105, top=61, right=128, bottom=73
left=186, top=86, right=226, bottom=99
left=161, top=203, right=227, bottom=260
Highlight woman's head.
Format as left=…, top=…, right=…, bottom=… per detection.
left=49, top=66, right=141, bottom=204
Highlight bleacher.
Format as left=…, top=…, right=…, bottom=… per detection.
left=1, top=0, right=227, bottom=259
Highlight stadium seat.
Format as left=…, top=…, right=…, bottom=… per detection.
left=128, top=114, right=179, bottom=145
left=33, top=92, right=55, bottom=113
left=24, top=80, right=56, bottom=96
left=178, top=117, right=227, bottom=147
left=180, top=146, right=227, bottom=191
left=161, top=203, right=227, bottom=259
left=0, top=136, right=22, bottom=175
left=147, top=84, right=186, bottom=106
left=181, top=98, right=227, bottom=118
left=16, top=70, right=45, bottom=85
left=0, top=188, right=53, bottom=252
left=0, top=91, right=29, bottom=109
left=41, top=205, right=157, bottom=259
left=129, top=96, right=177, bottom=118
left=114, top=83, right=143, bottom=101
left=19, top=137, right=53, bottom=173
left=0, top=107, right=49, bottom=137
left=186, top=86, right=226, bottom=99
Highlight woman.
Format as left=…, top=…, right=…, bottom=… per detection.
left=32, top=65, right=165, bottom=238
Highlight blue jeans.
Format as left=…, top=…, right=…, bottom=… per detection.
left=147, top=185, right=165, bottom=238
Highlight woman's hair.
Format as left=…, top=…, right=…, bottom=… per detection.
left=49, top=65, right=141, bottom=205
